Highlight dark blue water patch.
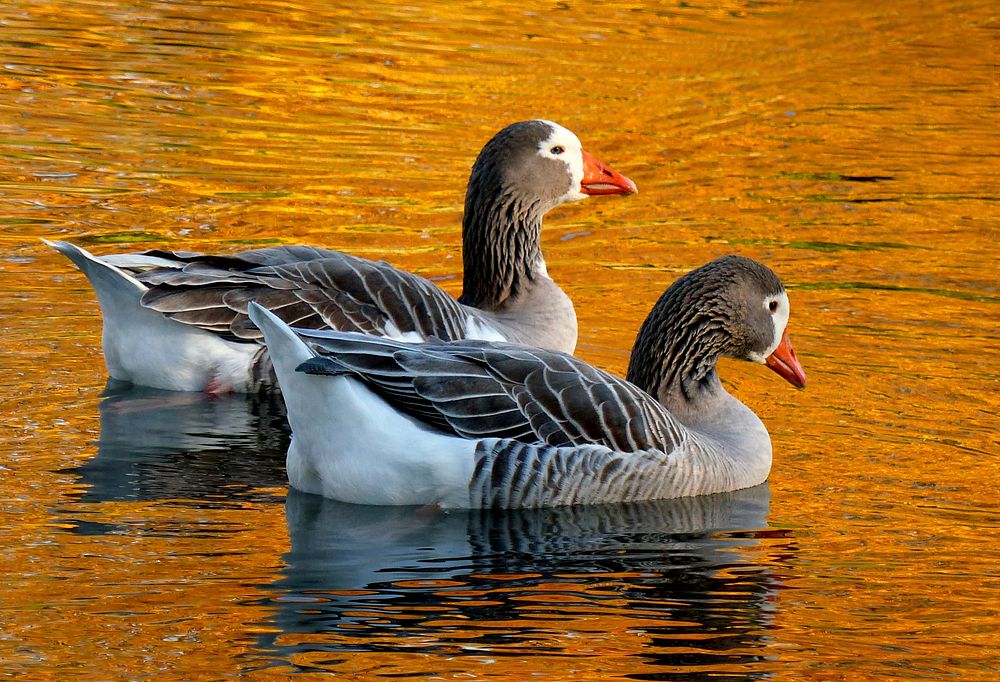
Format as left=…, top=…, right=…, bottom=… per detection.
left=840, top=175, right=894, bottom=183
left=75, top=231, right=171, bottom=244
left=716, top=237, right=926, bottom=253
left=779, top=171, right=895, bottom=183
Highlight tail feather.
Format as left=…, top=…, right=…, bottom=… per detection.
left=247, top=302, right=317, bottom=389
left=46, top=239, right=259, bottom=391
left=296, top=356, right=352, bottom=377
left=44, top=239, right=147, bottom=310
left=248, top=303, right=343, bottom=469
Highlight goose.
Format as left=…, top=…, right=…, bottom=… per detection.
left=246, top=254, right=807, bottom=509
left=45, top=120, right=636, bottom=393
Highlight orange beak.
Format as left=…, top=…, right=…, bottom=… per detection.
left=764, top=329, right=807, bottom=389
left=580, top=150, right=638, bottom=195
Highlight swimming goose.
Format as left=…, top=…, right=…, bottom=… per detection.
left=46, top=120, right=636, bottom=393
left=247, top=255, right=807, bottom=509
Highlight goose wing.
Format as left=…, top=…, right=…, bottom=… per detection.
left=295, top=331, right=684, bottom=454
left=120, top=246, right=473, bottom=343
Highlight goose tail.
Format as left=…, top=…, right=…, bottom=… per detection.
left=46, top=239, right=259, bottom=391
left=44, top=239, right=147, bottom=310
left=247, top=302, right=317, bottom=394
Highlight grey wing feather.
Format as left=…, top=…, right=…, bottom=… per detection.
left=295, top=332, right=683, bottom=454
left=117, top=246, right=472, bottom=343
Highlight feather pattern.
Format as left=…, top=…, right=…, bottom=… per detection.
left=137, top=250, right=476, bottom=343
left=48, top=120, right=636, bottom=393
left=295, top=333, right=683, bottom=454
left=246, top=254, right=805, bottom=508
left=470, top=440, right=683, bottom=508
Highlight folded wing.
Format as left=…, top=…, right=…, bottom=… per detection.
left=120, top=246, right=473, bottom=343
left=295, top=332, right=685, bottom=455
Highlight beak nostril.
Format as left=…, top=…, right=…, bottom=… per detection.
left=602, top=168, right=613, bottom=178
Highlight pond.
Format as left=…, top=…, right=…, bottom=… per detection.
left=1, top=0, right=996, bottom=678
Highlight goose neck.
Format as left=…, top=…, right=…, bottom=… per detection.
left=458, top=192, right=545, bottom=312
left=625, top=297, right=730, bottom=416
left=625, top=289, right=772, bottom=491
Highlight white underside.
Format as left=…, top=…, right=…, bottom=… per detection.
left=284, top=376, right=477, bottom=507
left=381, top=319, right=426, bottom=343
left=103, top=314, right=257, bottom=392
left=249, top=304, right=478, bottom=507
left=379, top=315, right=507, bottom=345
left=47, top=240, right=256, bottom=392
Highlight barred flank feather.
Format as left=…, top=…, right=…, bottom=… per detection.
left=276, top=254, right=792, bottom=508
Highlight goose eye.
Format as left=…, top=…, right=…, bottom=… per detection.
left=769, top=300, right=779, bottom=313
left=550, top=145, right=565, bottom=155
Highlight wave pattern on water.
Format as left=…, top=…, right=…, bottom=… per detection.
left=0, top=0, right=997, bottom=678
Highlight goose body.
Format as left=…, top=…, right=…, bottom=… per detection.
left=248, top=255, right=807, bottom=509
left=47, top=120, right=636, bottom=393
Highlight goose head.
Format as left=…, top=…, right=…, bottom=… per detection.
left=460, top=120, right=636, bottom=310
left=466, top=119, right=637, bottom=212
left=626, top=255, right=807, bottom=413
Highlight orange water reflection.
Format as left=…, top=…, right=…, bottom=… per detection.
left=0, top=0, right=997, bottom=678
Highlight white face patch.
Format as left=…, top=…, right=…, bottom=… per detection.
left=534, top=120, right=586, bottom=204
left=748, top=291, right=790, bottom=363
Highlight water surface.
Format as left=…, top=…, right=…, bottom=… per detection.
left=1, top=0, right=997, bottom=678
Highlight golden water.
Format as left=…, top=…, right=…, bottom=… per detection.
left=1, top=0, right=997, bottom=678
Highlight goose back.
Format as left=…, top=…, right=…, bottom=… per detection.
left=48, top=120, right=636, bottom=393
left=244, top=254, right=804, bottom=508
left=295, top=332, right=685, bottom=453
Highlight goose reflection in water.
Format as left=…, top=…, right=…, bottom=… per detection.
left=257, top=485, right=788, bottom=677
left=65, top=385, right=794, bottom=678
left=63, top=381, right=289, bottom=509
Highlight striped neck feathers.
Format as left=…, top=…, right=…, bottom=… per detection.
left=626, top=281, right=731, bottom=414
left=458, top=179, right=545, bottom=312
left=625, top=255, right=785, bottom=418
